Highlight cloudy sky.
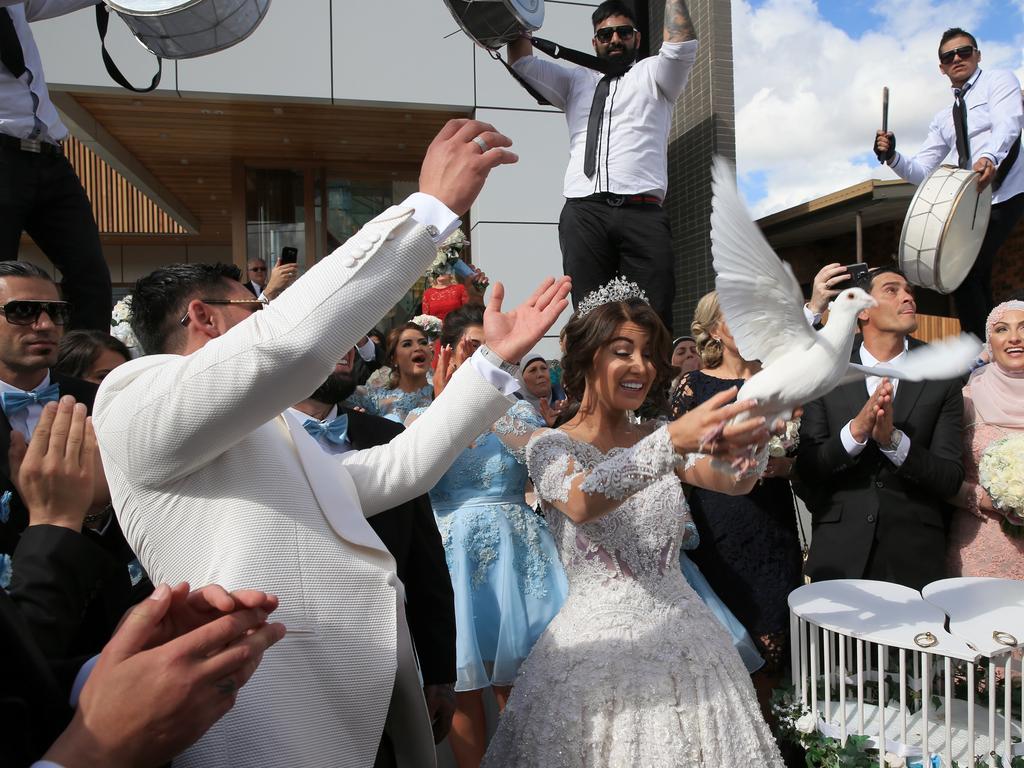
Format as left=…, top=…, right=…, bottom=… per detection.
left=733, top=0, right=1024, bottom=217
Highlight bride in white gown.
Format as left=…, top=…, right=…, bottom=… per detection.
left=483, top=280, right=786, bottom=767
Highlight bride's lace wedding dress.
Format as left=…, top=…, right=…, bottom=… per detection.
left=481, top=420, right=785, bottom=767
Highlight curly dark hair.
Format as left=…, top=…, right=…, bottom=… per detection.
left=439, top=304, right=484, bottom=350
left=559, top=299, right=673, bottom=406
left=384, top=322, right=428, bottom=389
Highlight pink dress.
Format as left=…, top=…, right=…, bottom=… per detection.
left=946, top=381, right=1024, bottom=578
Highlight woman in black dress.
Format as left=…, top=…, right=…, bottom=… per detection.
left=670, top=291, right=803, bottom=713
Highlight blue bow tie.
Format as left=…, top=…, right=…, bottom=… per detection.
left=303, top=414, right=349, bottom=446
left=1, top=383, right=60, bottom=418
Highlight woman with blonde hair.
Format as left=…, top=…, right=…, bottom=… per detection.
left=671, top=290, right=802, bottom=712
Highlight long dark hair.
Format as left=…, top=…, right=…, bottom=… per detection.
left=55, top=330, right=131, bottom=380
left=560, top=299, right=673, bottom=410
left=384, top=322, right=428, bottom=389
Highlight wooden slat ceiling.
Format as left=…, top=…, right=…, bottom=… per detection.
left=72, top=92, right=466, bottom=244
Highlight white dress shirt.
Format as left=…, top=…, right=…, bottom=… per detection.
left=512, top=40, right=697, bottom=199
left=0, top=371, right=52, bottom=439
left=0, top=1, right=98, bottom=143
left=840, top=340, right=911, bottom=466
left=888, top=67, right=1024, bottom=205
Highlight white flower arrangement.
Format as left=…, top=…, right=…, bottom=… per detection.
left=427, top=228, right=468, bottom=278
left=110, top=295, right=141, bottom=353
left=768, top=417, right=801, bottom=458
left=411, top=314, right=443, bottom=339
left=793, top=710, right=818, bottom=734
left=979, top=435, right=1024, bottom=519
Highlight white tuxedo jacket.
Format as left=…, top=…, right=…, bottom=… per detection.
left=94, top=205, right=513, bottom=768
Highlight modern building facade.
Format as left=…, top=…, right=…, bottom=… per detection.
left=20, top=0, right=737, bottom=348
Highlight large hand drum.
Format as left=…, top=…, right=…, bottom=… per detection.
left=899, top=165, right=991, bottom=294
left=103, top=0, right=271, bottom=59
left=443, top=0, right=544, bottom=50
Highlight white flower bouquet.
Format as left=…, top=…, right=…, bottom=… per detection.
left=979, top=435, right=1024, bottom=521
left=768, top=417, right=801, bottom=458
left=110, top=295, right=141, bottom=354
left=427, top=229, right=469, bottom=278
left=411, top=314, right=443, bottom=339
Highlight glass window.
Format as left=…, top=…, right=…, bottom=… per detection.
left=245, top=168, right=305, bottom=269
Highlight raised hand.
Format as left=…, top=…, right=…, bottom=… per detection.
left=264, top=262, right=298, bottom=300
left=667, top=387, right=770, bottom=458
left=874, top=130, right=895, bottom=163
left=419, top=119, right=518, bottom=215
left=808, top=262, right=848, bottom=316
left=9, top=397, right=95, bottom=532
left=538, top=398, right=568, bottom=427
left=870, top=379, right=896, bottom=447
left=484, top=277, right=572, bottom=365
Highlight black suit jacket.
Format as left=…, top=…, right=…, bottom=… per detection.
left=0, top=374, right=132, bottom=653
left=242, top=281, right=260, bottom=296
left=794, top=338, right=965, bottom=590
left=2, top=525, right=125, bottom=767
left=341, top=407, right=456, bottom=685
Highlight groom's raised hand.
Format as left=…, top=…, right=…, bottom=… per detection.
left=419, top=119, right=517, bottom=216
left=484, top=277, right=572, bottom=365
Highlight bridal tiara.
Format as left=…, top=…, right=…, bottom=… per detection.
left=576, top=276, right=650, bottom=318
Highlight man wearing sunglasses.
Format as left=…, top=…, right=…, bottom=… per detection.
left=0, top=261, right=131, bottom=653
left=91, top=118, right=573, bottom=768
left=874, top=27, right=1024, bottom=339
left=508, top=0, right=698, bottom=333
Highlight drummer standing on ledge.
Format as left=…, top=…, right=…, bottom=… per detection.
left=875, top=28, right=1024, bottom=339
left=508, top=0, right=698, bottom=332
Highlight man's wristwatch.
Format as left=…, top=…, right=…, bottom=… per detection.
left=886, top=428, right=904, bottom=452
left=478, top=344, right=520, bottom=377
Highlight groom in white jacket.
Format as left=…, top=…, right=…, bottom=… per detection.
left=92, top=119, right=570, bottom=768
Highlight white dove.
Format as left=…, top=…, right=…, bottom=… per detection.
left=708, top=156, right=981, bottom=429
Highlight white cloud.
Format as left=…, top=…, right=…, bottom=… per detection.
left=733, top=0, right=1024, bottom=217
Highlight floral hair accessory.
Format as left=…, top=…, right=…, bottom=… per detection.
left=576, top=276, right=649, bottom=318
left=411, top=314, right=442, bottom=338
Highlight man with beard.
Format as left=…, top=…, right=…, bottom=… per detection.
left=508, top=0, right=698, bottom=331
left=287, top=349, right=456, bottom=766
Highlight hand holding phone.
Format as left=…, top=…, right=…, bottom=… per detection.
left=279, top=246, right=298, bottom=265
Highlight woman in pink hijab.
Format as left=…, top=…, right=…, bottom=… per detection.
left=947, top=300, right=1024, bottom=577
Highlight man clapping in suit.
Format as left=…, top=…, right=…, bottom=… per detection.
left=93, top=119, right=571, bottom=768
left=795, top=266, right=965, bottom=591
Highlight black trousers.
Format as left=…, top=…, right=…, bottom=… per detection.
left=0, top=144, right=112, bottom=331
left=559, top=198, right=676, bottom=333
left=952, top=191, right=1024, bottom=339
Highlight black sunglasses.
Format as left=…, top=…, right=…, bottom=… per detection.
left=594, top=24, right=636, bottom=43
left=179, top=297, right=268, bottom=327
left=939, top=45, right=976, bottom=64
left=0, top=300, right=70, bottom=326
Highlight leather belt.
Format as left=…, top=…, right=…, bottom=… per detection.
left=575, top=192, right=663, bottom=207
left=0, top=133, right=63, bottom=155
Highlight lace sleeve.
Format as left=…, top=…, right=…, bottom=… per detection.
left=344, top=386, right=377, bottom=416
left=525, top=430, right=579, bottom=503
left=493, top=400, right=547, bottom=464
left=579, top=425, right=683, bottom=499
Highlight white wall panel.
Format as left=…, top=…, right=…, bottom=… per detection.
left=471, top=108, right=567, bottom=225
left=472, top=1, right=596, bottom=112
left=470, top=221, right=565, bottom=357
left=33, top=6, right=175, bottom=94
left=176, top=1, right=332, bottom=99
left=333, top=0, right=474, bottom=108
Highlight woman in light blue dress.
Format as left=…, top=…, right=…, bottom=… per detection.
left=345, top=321, right=433, bottom=423
left=409, top=305, right=567, bottom=768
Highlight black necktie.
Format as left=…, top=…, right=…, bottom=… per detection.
left=0, top=9, right=26, bottom=78
left=953, top=85, right=972, bottom=170
left=584, top=74, right=616, bottom=179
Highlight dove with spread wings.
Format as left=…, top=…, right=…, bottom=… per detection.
left=708, top=157, right=981, bottom=429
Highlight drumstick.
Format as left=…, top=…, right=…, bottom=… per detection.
left=879, top=87, right=889, bottom=164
